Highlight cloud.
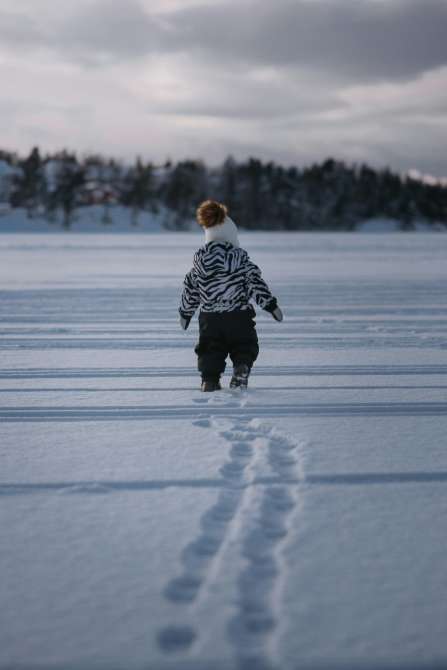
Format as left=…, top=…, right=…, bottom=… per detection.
left=0, top=9, right=44, bottom=48
left=126, top=55, right=346, bottom=122
left=0, top=1, right=167, bottom=65
left=1, top=0, right=446, bottom=82
left=0, top=0, right=446, bottom=174
left=54, top=0, right=167, bottom=65
left=167, top=0, right=447, bottom=84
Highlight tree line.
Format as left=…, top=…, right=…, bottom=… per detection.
left=1, top=147, right=446, bottom=230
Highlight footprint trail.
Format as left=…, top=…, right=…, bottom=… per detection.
left=158, top=391, right=256, bottom=654
left=227, top=422, right=302, bottom=669
left=157, top=389, right=305, bottom=670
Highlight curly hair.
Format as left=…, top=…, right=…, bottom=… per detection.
left=196, top=200, right=228, bottom=228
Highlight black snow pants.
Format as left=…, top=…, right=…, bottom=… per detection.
left=195, top=308, right=259, bottom=380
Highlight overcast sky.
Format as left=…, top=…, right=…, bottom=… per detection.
left=1, top=0, right=447, bottom=175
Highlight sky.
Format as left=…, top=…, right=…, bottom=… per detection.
left=1, top=0, right=447, bottom=176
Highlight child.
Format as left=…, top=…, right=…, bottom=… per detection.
left=179, top=200, right=283, bottom=391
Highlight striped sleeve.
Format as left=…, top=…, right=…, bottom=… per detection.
left=244, top=254, right=275, bottom=309
left=179, top=268, right=200, bottom=317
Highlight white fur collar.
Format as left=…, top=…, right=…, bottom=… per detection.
left=204, top=216, right=239, bottom=247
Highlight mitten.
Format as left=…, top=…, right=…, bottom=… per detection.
left=179, top=311, right=191, bottom=330
left=264, top=298, right=283, bottom=322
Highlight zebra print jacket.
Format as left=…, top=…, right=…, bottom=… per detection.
left=179, top=241, right=277, bottom=317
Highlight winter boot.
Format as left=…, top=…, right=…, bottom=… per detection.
left=230, top=363, right=250, bottom=389
left=201, top=378, right=222, bottom=392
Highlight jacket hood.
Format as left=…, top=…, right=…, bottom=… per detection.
left=204, top=216, right=239, bottom=247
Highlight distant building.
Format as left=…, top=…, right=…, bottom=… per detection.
left=80, top=181, right=120, bottom=205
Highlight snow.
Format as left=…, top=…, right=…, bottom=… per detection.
left=1, top=209, right=446, bottom=234
left=0, top=160, right=18, bottom=177
left=1, top=232, right=447, bottom=669
left=0, top=206, right=168, bottom=233
left=356, top=217, right=446, bottom=233
left=356, top=217, right=402, bottom=232
left=407, top=169, right=447, bottom=188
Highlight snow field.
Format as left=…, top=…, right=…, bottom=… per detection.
left=1, top=232, right=447, bottom=669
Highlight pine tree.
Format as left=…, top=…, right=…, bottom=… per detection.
left=49, top=152, right=85, bottom=228
left=122, top=158, right=153, bottom=225
left=13, top=147, right=45, bottom=217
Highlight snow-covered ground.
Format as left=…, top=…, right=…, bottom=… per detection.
left=0, top=206, right=172, bottom=233
left=1, top=232, right=447, bottom=670
left=1, top=206, right=446, bottom=233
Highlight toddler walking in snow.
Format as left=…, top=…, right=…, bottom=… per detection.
left=179, top=200, right=283, bottom=391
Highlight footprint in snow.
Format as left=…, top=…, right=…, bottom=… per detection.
left=158, top=414, right=303, bottom=669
